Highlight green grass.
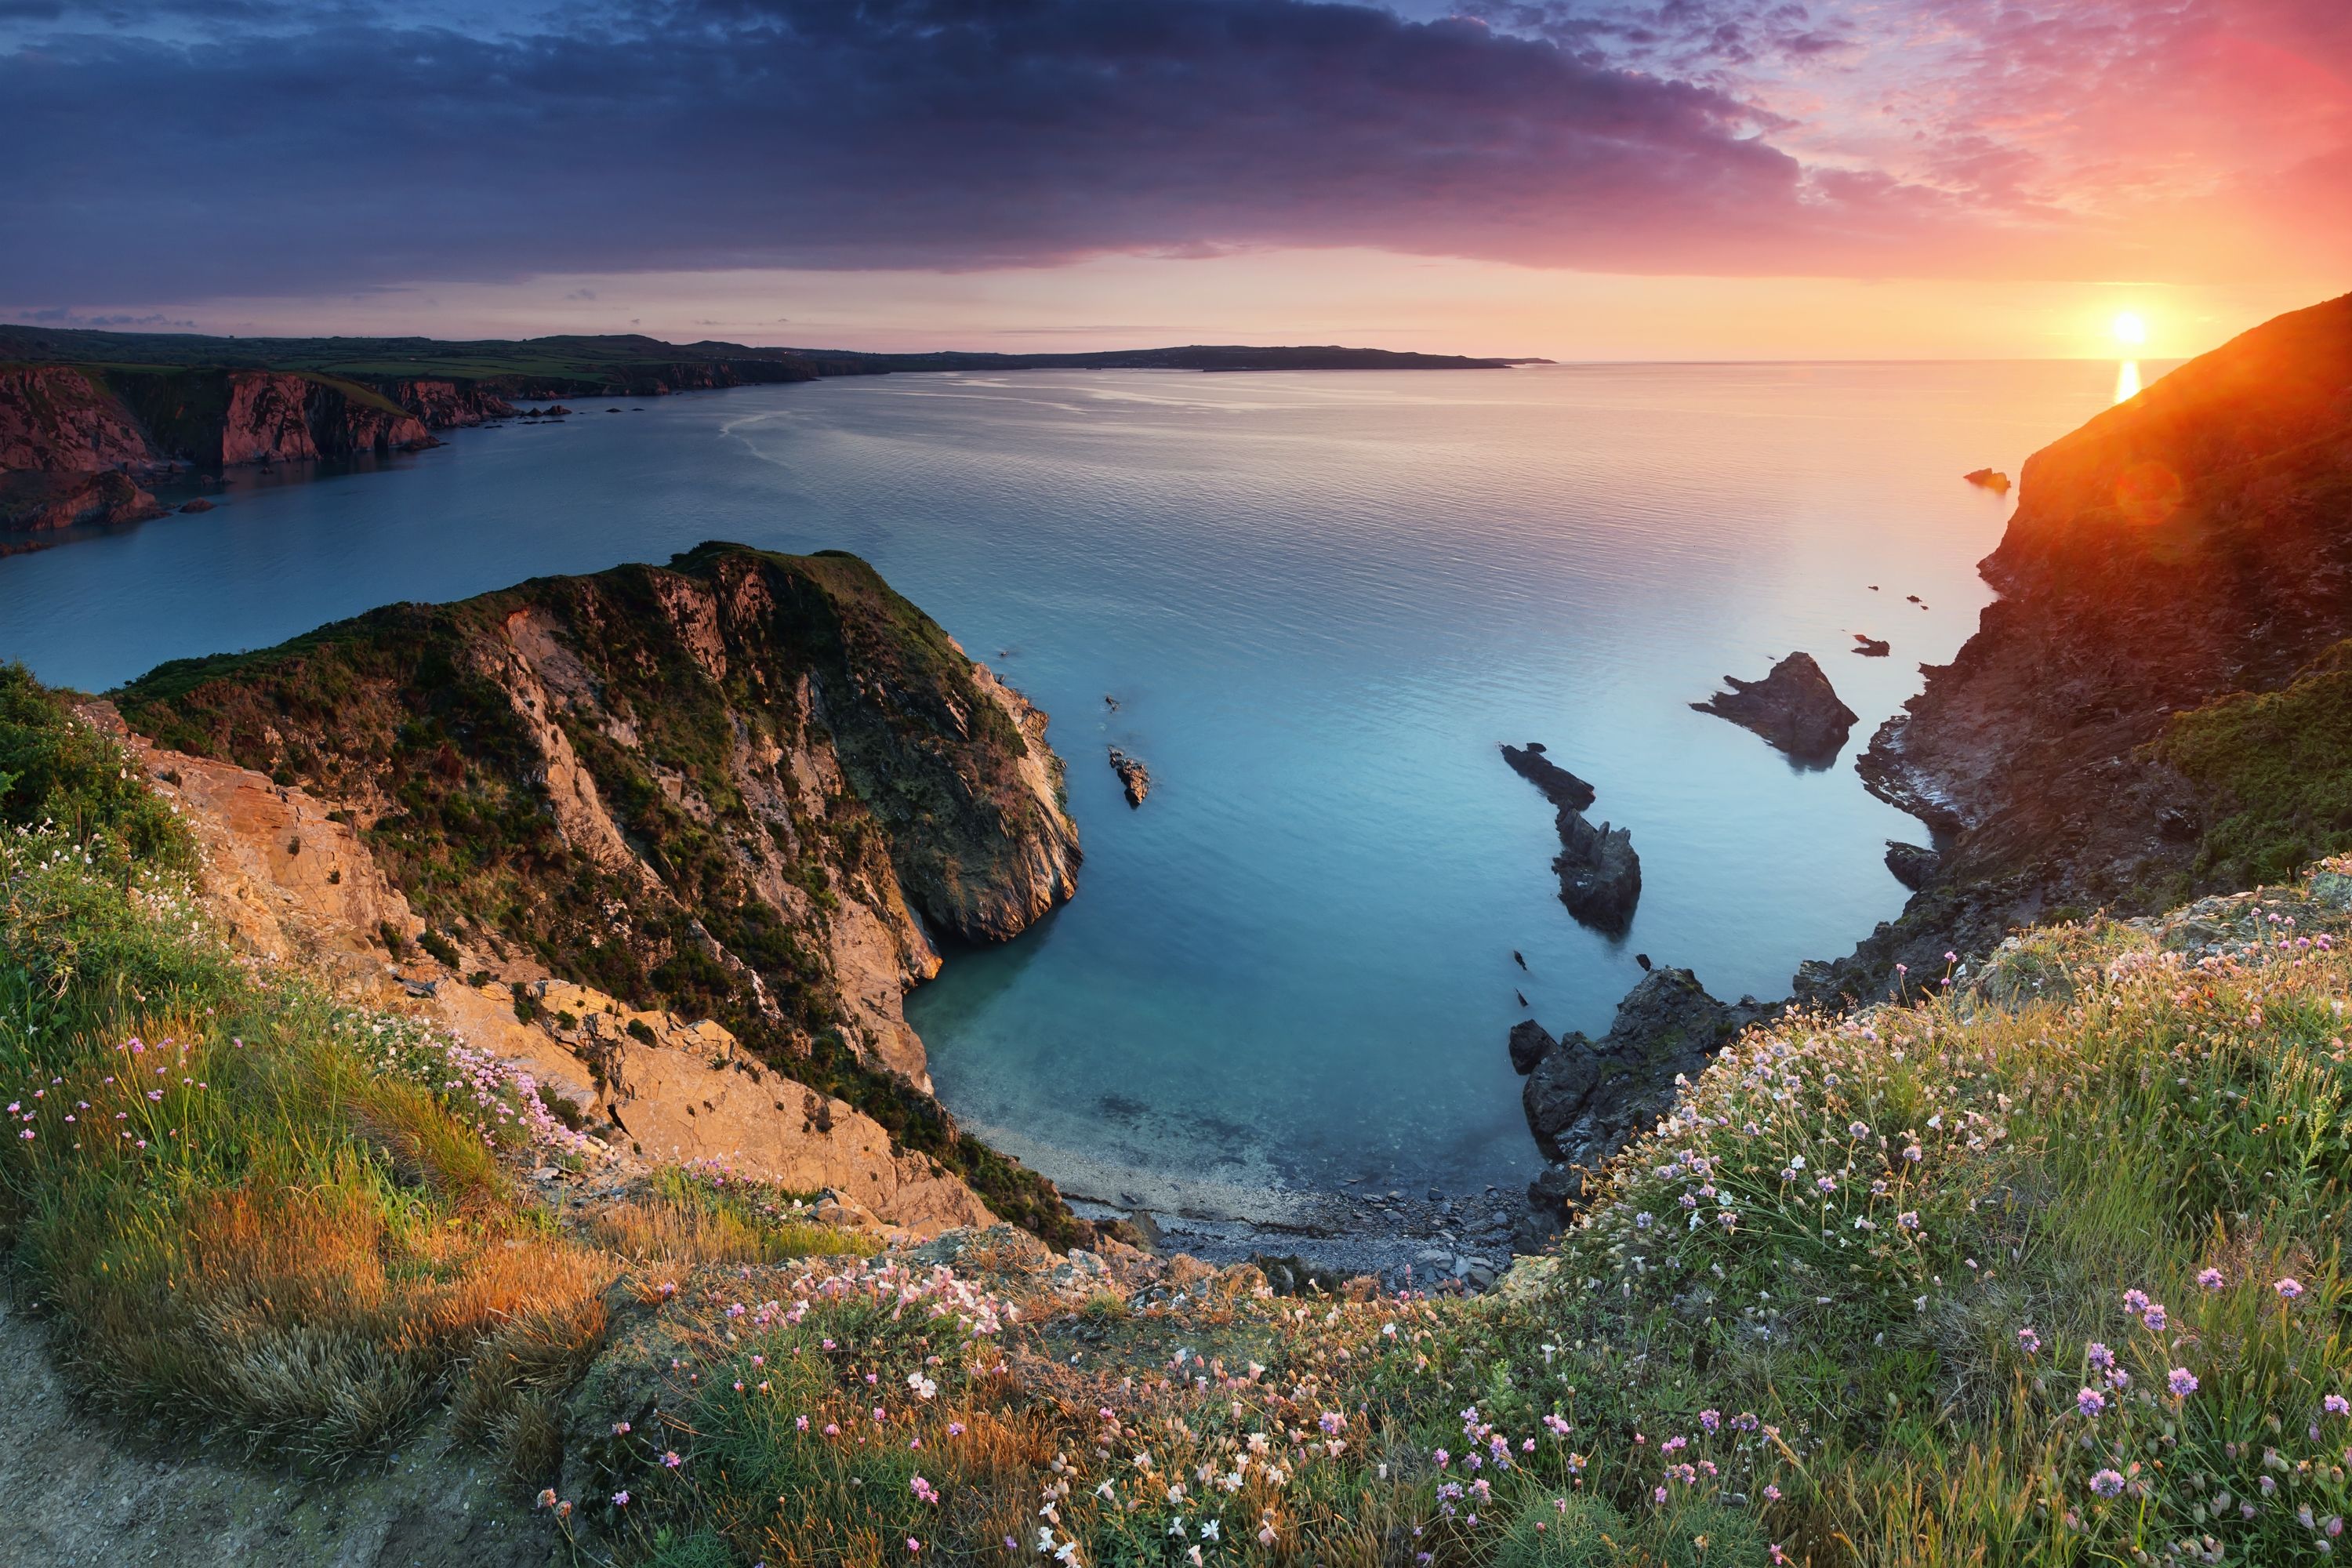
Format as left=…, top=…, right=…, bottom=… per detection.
left=2157, top=638, right=2352, bottom=887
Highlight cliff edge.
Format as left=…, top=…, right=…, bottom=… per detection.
left=1809, top=292, right=2352, bottom=998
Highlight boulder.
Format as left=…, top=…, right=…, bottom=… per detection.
left=1499, top=742, right=1595, bottom=810
left=1851, top=633, right=1890, bottom=657
left=1690, top=652, right=1860, bottom=766
left=1555, top=811, right=1640, bottom=933
left=178, top=497, right=217, bottom=514
left=1885, top=840, right=1940, bottom=891
left=1962, top=467, right=2013, bottom=493
left=1507, top=1018, right=1558, bottom=1074
left=1521, top=967, right=1779, bottom=1171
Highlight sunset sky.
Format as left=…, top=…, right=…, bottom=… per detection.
left=3, top=0, right=2346, bottom=360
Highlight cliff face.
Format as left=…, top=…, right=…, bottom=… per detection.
left=207, top=370, right=435, bottom=464
left=114, top=543, right=1081, bottom=1224
left=0, top=365, right=160, bottom=474
left=382, top=377, right=517, bottom=427
left=0, top=365, right=505, bottom=533
left=1809, top=293, right=2352, bottom=999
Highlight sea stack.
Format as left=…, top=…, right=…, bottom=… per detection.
left=1555, top=813, right=1640, bottom=935
left=1691, top=652, right=1860, bottom=766
left=1963, top=467, right=2013, bottom=493
left=1108, top=747, right=1151, bottom=808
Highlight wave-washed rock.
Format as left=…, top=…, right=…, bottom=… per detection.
left=1512, top=967, right=1780, bottom=1197
left=1691, top=651, right=1859, bottom=766
left=1109, top=747, right=1151, bottom=807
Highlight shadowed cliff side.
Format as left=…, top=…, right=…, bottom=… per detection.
left=1806, top=291, right=2352, bottom=1001
left=114, top=542, right=1084, bottom=1237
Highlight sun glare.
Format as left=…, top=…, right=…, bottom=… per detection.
left=2112, top=311, right=2148, bottom=348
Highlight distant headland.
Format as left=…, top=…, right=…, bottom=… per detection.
left=0, top=326, right=1546, bottom=542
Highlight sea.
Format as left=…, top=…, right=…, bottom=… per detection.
left=0, top=360, right=2143, bottom=1210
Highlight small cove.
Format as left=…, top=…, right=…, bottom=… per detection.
left=0, top=361, right=2134, bottom=1210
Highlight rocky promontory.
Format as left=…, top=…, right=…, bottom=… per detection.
left=1108, top=747, right=1151, bottom=807
left=116, top=542, right=1084, bottom=1232
left=1691, top=651, right=1859, bottom=765
left=1809, top=292, right=2352, bottom=1002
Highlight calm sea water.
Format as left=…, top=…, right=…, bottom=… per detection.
left=0, top=362, right=2135, bottom=1206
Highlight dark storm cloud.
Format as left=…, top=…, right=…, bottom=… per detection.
left=0, top=0, right=1931, bottom=302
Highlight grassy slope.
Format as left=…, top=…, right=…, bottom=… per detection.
left=2157, top=638, right=2352, bottom=889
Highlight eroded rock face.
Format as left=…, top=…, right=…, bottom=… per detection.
left=117, top=544, right=1081, bottom=1093
left=95, top=706, right=998, bottom=1235
left=216, top=372, right=435, bottom=465
left=1516, top=968, right=1779, bottom=1171
left=0, top=365, right=159, bottom=474
left=1691, top=652, right=1859, bottom=766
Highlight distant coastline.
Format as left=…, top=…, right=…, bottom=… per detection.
left=0, top=327, right=1543, bottom=550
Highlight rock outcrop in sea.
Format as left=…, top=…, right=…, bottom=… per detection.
left=1499, top=742, right=1595, bottom=810
left=1501, top=743, right=1639, bottom=932
left=1963, top=467, right=2013, bottom=493
left=1108, top=747, right=1151, bottom=807
left=1691, top=651, right=1860, bottom=766
left=1512, top=967, right=1778, bottom=1199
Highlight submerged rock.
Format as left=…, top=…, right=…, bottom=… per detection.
left=178, top=497, right=216, bottom=514
left=1555, top=811, right=1640, bottom=934
left=1108, top=747, right=1151, bottom=808
left=1519, top=967, right=1780, bottom=1171
left=1499, top=742, right=1595, bottom=810
left=1691, top=652, right=1860, bottom=766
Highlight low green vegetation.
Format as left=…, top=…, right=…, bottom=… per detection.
left=2158, top=637, right=2352, bottom=888
left=12, top=657, right=2352, bottom=1565
left=0, top=666, right=862, bottom=1478
left=581, top=869, right=2351, bottom=1568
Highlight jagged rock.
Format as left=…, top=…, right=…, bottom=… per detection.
left=1500, top=742, right=1595, bottom=810
left=1108, top=747, right=1150, bottom=807
left=1507, top=1018, right=1558, bottom=1074
left=1691, top=652, right=1860, bottom=765
left=1963, top=467, right=2013, bottom=493
left=1555, top=811, right=1640, bottom=933
left=1520, top=968, right=1779, bottom=1171
left=1851, top=633, right=1890, bottom=657
left=1886, top=840, right=1940, bottom=890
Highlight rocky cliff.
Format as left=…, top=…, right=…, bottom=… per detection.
left=0, top=365, right=514, bottom=534
left=114, top=543, right=1083, bottom=1232
left=1806, top=292, right=2352, bottom=1000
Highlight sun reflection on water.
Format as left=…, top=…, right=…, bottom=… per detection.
left=2114, top=360, right=2142, bottom=404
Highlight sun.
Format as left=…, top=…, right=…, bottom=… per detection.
left=2111, top=311, right=2149, bottom=348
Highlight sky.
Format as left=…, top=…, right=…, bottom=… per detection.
left=2, top=0, right=2346, bottom=360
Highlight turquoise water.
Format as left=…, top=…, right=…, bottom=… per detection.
left=0, top=362, right=2130, bottom=1202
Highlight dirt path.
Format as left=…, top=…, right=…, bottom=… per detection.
left=0, top=1293, right=556, bottom=1568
